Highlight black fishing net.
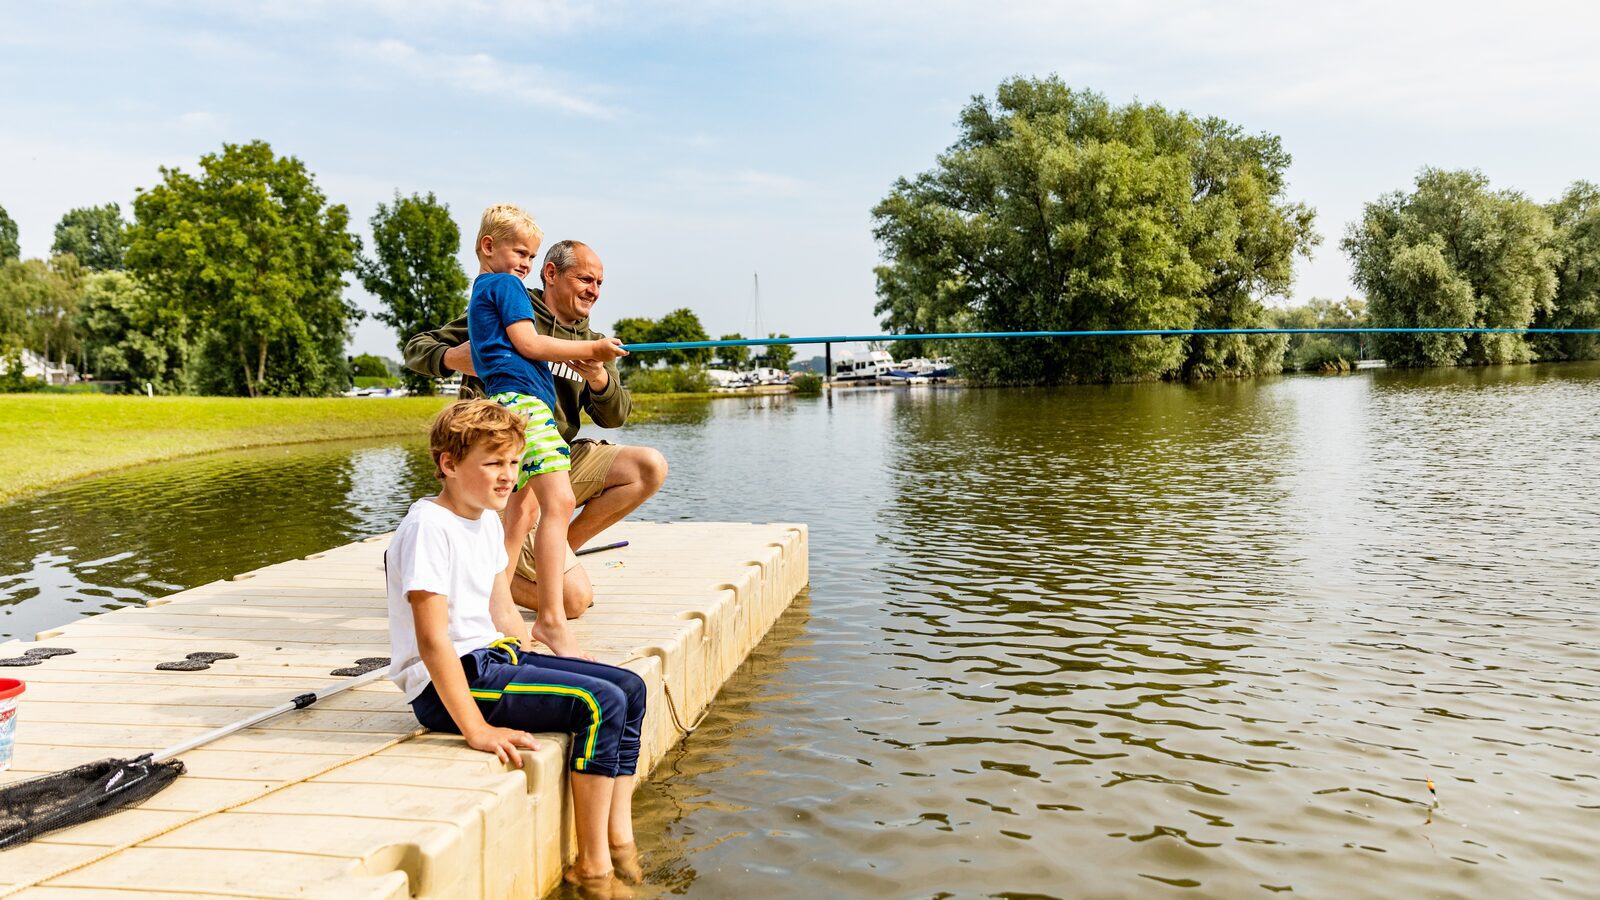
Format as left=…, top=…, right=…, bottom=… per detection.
left=0, top=754, right=184, bottom=850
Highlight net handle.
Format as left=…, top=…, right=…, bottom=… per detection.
left=151, top=666, right=389, bottom=762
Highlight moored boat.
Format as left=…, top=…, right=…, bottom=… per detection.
left=833, top=349, right=895, bottom=382
left=886, top=356, right=956, bottom=381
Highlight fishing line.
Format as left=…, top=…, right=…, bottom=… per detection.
left=622, top=327, right=1600, bottom=352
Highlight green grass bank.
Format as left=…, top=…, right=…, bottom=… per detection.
left=0, top=392, right=746, bottom=504
left=0, top=394, right=452, bottom=504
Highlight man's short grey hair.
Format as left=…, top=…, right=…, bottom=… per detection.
left=540, top=240, right=589, bottom=285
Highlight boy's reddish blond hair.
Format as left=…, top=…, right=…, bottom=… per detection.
left=428, top=399, right=525, bottom=480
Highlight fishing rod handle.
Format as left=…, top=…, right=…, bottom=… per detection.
left=575, top=540, right=629, bottom=557
left=152, top=666, right=389, bottom=762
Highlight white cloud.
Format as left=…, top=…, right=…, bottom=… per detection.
left=175, top=110, right=224, bottom=131
left=0, top=137, right=175, bottom=259
left=667, top=168, right=810, bottom=199
left=142, top=0, right=598, bottom=31
left=351, top=38, right=616, bottom=119
left=641, top=0, right=1600, bottom=126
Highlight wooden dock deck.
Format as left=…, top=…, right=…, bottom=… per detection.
left=0, top=521, right=808, bottom=898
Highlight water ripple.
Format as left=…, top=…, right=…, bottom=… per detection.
left=2, top=367, right=1598, bottom=897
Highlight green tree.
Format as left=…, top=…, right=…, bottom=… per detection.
left=1270, top=297, right=1368, bottom=371
left=610, top=311, right=712, bottom=368
left=872, top=77, right=1315, bottom=385
left=758, top=333, right=795, bottom=370
left=350, top=353, right=390, bottom=378
left=127, top=141, right=359, bottom=396
left=52, top=203, right=129, bottom=271
left=1343, top=168, right=1557, bottom=368
left=611, top=316, right=656, bottom=370
left=76, top=271, right=190, bottom=392
left=0, top=255, right=85, bottom=369
left=1533, top=182, right=1600, bottom=361
left=873, top=256, right=971, bottom=361
left=0, top=268, right=25, bottom=348
left=356, top=191, right=469, bottom=393
left=647, top=308, right=711, bottom=367
left=0, top=203, right=18, bottom=262
left=1181, top=120, right=1317, bottom=378
left=714, top=333, right=750, bottom=369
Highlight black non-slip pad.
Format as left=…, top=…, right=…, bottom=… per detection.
left=154, top=651, right=239, bottom=671
left=0, top=647, right=77, bottom=667
left=331, top=657, right=389, bottom=676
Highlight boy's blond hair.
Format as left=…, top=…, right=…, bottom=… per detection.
left=476, top=204, right=543, bottom=260
left=428, top=399, right=526, bottom=480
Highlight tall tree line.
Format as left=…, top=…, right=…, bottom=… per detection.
left=874, top=76, right=1600, bottom=383
left=1345, top=171, right=1600, bottom=367
left=0, top=141, right=472, bottom=395
left=873, top=76, right=1317, bottom=384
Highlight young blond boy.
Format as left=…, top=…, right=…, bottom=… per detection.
left=387, top=400, right=645, bottom=890
left=467, top=205, right=626, bottom=658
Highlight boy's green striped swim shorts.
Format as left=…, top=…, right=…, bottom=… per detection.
left=489, top=392, right=572, bottom=490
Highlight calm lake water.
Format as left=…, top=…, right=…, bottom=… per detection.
left=3, top=363, right=1599, bottom=898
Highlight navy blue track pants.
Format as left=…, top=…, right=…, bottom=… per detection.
left=410, top=643, right=646, bottom=777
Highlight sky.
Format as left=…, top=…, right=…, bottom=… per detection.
left=4, top=1, right=1600, bottom=358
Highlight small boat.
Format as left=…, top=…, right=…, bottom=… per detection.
left=885, top=357, right=955, bottom=381
left=706, top=368, right=746, bottom=389
left=708, top=367, right=791, bottom=390
left=833, top=350, right=895, bottom=382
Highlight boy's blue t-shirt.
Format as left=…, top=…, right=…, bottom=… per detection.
left=467, top=273, right=558, bottom=409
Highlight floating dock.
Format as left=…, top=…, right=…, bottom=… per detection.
left=0, top=521, right=808, bottom=898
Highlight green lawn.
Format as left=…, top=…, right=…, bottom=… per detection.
left=0, top=394, right=450, bottom=504
left=0, top=391, right=741, bottom=504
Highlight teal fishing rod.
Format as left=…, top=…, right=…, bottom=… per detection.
left=621, top=327, right=1600, bottom=352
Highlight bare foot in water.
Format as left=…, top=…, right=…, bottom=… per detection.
left=565, top=866, right=631, bottom=899
left=610, top=842, right=643, bottom=884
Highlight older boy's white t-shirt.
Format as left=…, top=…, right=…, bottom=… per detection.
left=386, top=497, right=508, bottom=701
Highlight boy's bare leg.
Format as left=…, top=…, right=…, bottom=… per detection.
left=607, top=774, right=641, bottom=883
left=527, top=472, right=580, bottom=657
left=568, top=773, right=623, bottom=887
left=512, top=446, right=667, bottom=618
left=501, top=483, right=539, bottom=583
left=510, top=552, right=594, bottom=618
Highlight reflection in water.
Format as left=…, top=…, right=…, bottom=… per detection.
left=610, top=595, right=814, bottom=899
left=0, top=439, right=437, bottom=640
left=620, top=366, right=1600, bottom=898
left=3, top=364, right=1600, bottom=897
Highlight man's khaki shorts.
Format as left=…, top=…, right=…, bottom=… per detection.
left=512, top=439, right=625, bottom=583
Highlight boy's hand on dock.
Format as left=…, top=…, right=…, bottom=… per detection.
left=466, top=725, right=539, bottom=767
left=587, top=337, right=628, bottom=362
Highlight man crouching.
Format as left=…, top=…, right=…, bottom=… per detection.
left=405, top=240, right=667, bottom=620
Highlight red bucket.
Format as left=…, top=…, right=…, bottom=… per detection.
left=0, top=678, right=24, bottom=772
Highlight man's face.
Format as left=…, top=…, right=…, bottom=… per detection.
left=543, top=246, right=604, bottom=323
left=481, top=230, right=541, bottom=279
left=440, top=438, right=520, bottom=512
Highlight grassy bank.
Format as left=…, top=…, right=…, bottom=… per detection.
left=0, top=394, right=451, bottom=504
left=0, top=391, right=766, bottom=504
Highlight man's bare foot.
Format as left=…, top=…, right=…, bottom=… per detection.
left=609, top=842, right=643, bottom=884
left=529, top=620, right=591, bottom=659
left=564, top=866, right=630, bottom=899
